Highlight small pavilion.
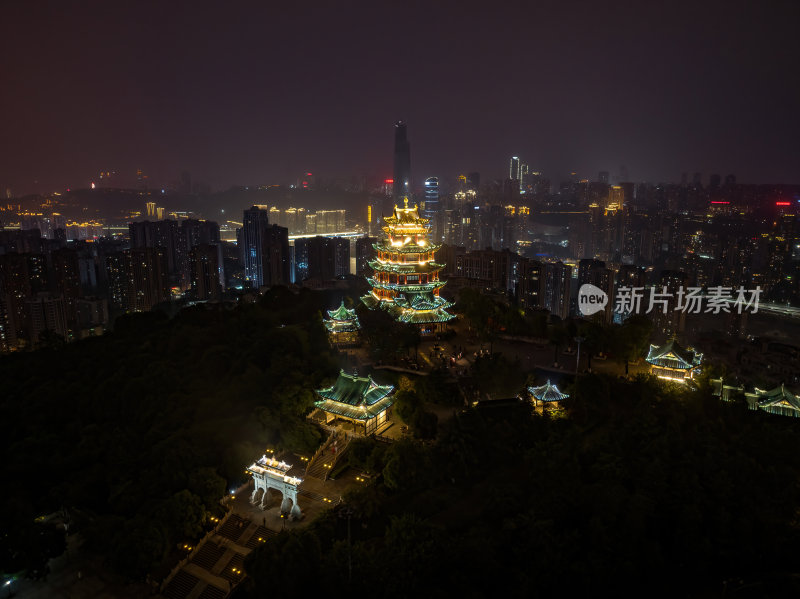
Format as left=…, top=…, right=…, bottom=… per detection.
left=528, top=379, right=569, bottom=408
left=314, top=370, right=395, bottom=436
left=646, top=339, right=702, bottom=383
left=323, top=301, right=361, bottom=347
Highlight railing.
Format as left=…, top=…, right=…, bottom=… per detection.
left=306, top=429, right=338, bottom=476
left=159, top=505, right=233, bottom=593
left=323, top=434, right=352, bottom=481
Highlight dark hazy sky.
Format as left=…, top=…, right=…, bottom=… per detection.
left=2, top=0, right=799, bottom=194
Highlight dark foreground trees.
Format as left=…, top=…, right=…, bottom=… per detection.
left=0, top=287, right=337, bottom=579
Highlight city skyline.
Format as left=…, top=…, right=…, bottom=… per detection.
left=2, top=1, right=799, bottom=195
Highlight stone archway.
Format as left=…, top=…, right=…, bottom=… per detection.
left=247, top=455, right=303, bottom=520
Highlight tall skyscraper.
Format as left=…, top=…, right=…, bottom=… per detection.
left=509, top=157, right=520, bottom=181
left=393, top=121, right=412, bottom=200
left=239, top=206, right=270, bottom=288
left=423, top=177, right=440, bottom=240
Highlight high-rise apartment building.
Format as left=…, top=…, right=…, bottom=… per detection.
left=126, top=247, right=169, bottom=313
left=262, top=225, right=290, bottom=286
left=294, top=236, right=349, bottom=282
left=129, top=220, right=181, bottom=283
left=315, top=210, right=346, bottom=234
left=27, top=292, right=68, bottom=343
left=356, top=236, right=377, bottom=276
left=190, top=244, right=223, bottom=301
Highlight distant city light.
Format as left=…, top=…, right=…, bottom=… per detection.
left=775, top=201, right=791, bottom=206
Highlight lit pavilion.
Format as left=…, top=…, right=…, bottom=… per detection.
left=528, top=380, right=569, bottom=408
left=744, top=384, right=800, bottom=418
left=314, top=370, right=395, bottom=436
left=323, top=301, right=360, bottom=347
left=645, top=339, right=702, bottom=383
left=361, top=198, right=454, bottom=335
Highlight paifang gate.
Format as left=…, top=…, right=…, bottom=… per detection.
left=246, top=455, right=303, bottom=520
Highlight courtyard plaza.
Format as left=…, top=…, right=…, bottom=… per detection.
left=344, top=314, right=647, bottom=380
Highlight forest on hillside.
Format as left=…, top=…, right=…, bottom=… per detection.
left=0, top=287, right=339, bottom=579
left=243, top=374, right=800, bottom=598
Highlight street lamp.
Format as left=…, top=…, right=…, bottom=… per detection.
left=574, top=336, right=585, bottom=375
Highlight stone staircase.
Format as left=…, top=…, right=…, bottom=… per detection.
left=305, top=431, right=351, bottom=480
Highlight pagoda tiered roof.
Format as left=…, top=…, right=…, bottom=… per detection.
left=528, top=380, right=570, bottom=402
left=382, top=200, right=429, bottom=227
left=645, top=339, right=702, bottom=370
left=373, top=241, right=440, bottom=253
left=323, top=301, right=360, bottom=332
left=366, top=279, right=446, bottom=293
left=368, top=260, right=445, bottom=274
left=392, top=291, right=452, bottom=311
left=314, top=370, right=395, bottom=421
left=327, top=301, right=357, bottom=322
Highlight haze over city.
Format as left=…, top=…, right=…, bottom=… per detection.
left=2, top=0, right=799, bottom=194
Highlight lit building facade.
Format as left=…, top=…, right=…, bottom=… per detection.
left=361, top=198, right=454, bottom=334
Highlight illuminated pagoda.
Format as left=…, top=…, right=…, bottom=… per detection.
left=528, top=379, right=569, bottom=408
left=744, top=384, right=800, bottom=418
left=323, top=301, right=360, bottom=347
left=361, top=197, right=454, bottom=335
left=645, top=339, right=702, bottom=383
left=314, top=370, right=395, bottom=436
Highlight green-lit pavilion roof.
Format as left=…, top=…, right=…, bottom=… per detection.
left=316, top=370, right=394, bottom=405
left=323, top=301, right=360, bottom=332
left=384, top=301, right=455, bottom=324
left=747, top=384, right=800, bottom=415
left=528, top=380, right=569, bottom=402
left=393, top=291, right=453, bottom=311
left=326, top=301, right=358, bottom=322
left=314, top=396, right=394, bottom=421
left=646, top=339, right=702, bottom=370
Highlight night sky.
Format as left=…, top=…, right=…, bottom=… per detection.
left=2, top=0, right=799, bottom=194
